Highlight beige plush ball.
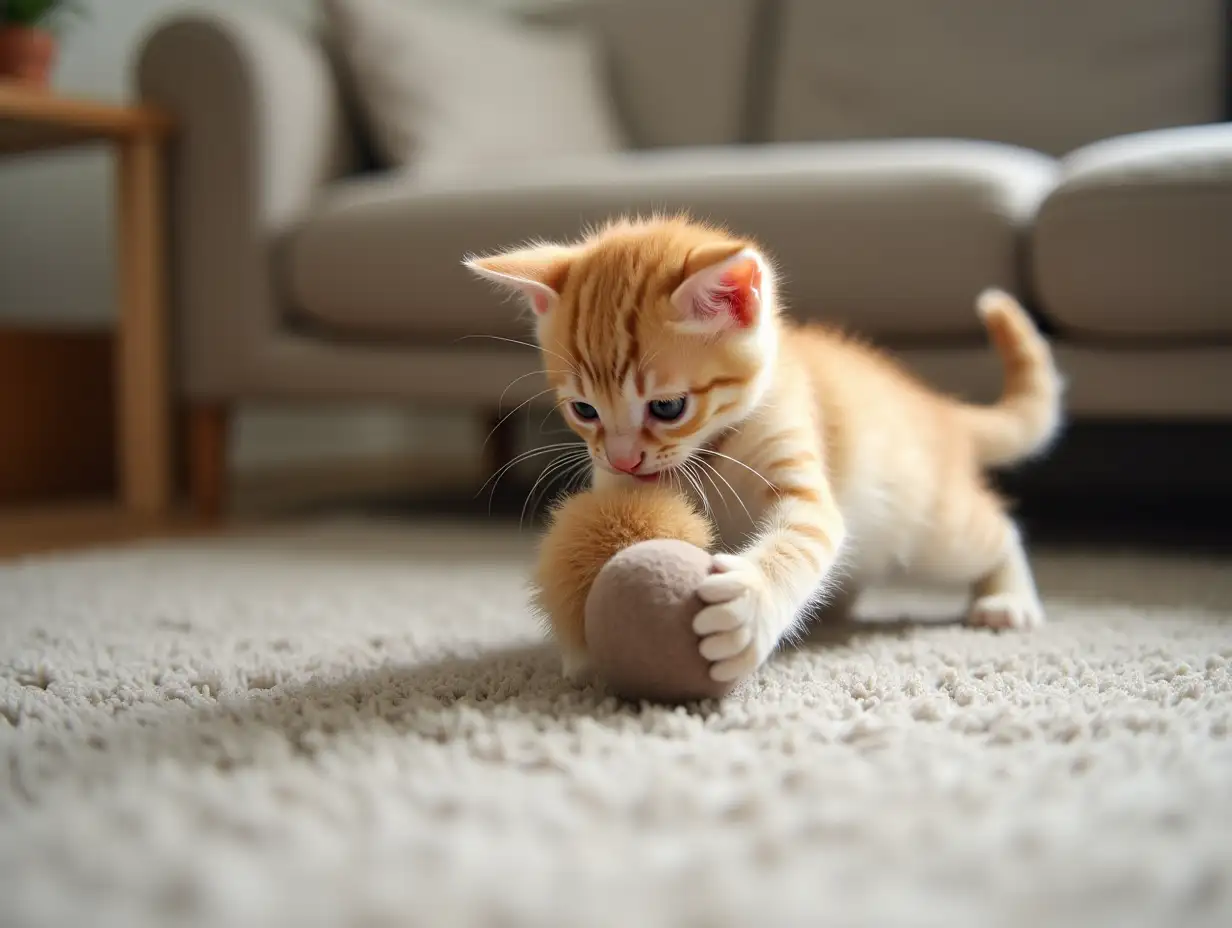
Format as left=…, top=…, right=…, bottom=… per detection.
left=533, top=482, right=734, bottom=704
left=585, top=538, right=737, bottom=704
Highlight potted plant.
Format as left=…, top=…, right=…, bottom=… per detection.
left=0, top=0, right=83, bottom=89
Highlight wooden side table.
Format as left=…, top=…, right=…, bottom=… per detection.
left=0, top=85, right=174, bottom=519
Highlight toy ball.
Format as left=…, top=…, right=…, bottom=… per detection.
left=584, top=537, right=737, bottom=704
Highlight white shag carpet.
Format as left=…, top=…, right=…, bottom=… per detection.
left=1, top=519, right=1230, bottom=928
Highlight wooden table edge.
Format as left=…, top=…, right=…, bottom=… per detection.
left=0, top=85, right=173, bottom=140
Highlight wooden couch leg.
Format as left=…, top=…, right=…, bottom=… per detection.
left=188, top=402, right=230, bottom=520
left=484, top=410, right=518, bottom=479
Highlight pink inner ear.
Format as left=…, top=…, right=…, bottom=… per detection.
left=692, top=260, right=762, bottom=328
left=718, top=271, right=755, bottom=328
left=531, top=291, right=550, bottom=315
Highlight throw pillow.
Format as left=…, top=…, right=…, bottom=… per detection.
left=323, top=0, right=627, bottom=177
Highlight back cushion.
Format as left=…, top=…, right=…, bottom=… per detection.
left=532, top=0, right=763, bottom=148
left=765, top=0, right=1227, bottom=156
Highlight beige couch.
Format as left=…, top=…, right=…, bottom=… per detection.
left=137, top=0, right=1232, bottom=514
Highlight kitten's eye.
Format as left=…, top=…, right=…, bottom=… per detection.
left=571, top=401, right=599, bottom=421
left=648, top=396, right=688, bottom=422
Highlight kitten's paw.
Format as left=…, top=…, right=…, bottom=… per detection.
left=560, top=647, right=593, bottom=684
left=693, top=555, right=781, bottom=683
left=694, top=554, right=757, bottom=609
left=968, top=593, right=1045, bottom=631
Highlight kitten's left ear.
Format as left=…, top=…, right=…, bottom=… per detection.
left=464, top=244, right=576, bottom=316
left=670, top=242, right=770, bottom=335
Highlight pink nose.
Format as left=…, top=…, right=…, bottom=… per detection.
left=609, top=451, right=644, bottom=474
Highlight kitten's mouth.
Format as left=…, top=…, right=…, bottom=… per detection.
left=628, top=452, right=708, bottom=483
left=610, top=453, right=707, bottom=483
left=631, top=463, right=689, bottom=483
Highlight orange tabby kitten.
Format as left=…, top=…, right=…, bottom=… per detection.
left=465, top=215, right=1063, bottom=684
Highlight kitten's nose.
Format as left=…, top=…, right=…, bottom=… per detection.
left=609, top=451, right=644, bottom=474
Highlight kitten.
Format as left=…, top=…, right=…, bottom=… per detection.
left=465, top=215, right=1063, bottom=684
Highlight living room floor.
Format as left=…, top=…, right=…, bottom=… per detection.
left=1, top=464, right=1230, bottom=926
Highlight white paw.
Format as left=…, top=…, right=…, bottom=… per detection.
left=968, top=592, right=1045, bottom=631
left=693, top=554, right=781, bottom=683
left=560, top=648, right=593, bottom=684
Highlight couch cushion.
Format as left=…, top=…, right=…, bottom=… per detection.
left=765, top=0, right=1226, bottom=157
left=528, top=0, right=762, bottom=148
left=284, top=141, right=1056, bottom=341
left=322, top=0, right=626, bottom=176
left=1032, top=125, right=1232, bottom=340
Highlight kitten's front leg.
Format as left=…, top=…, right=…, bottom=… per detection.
left=694, top=453, right=845, bottom=682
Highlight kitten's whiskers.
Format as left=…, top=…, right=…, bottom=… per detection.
left=695, top=455, right=754, bottom=522
left=679, top=458, right=712, bottom=520
left=482, top=387, right=560, bottom=452
left=690, top=457, right=732, bottom=518
left=456, top=334, right=579, bottom=377
left=697, top=448, right=778, bottom=496
left=494, top=369, right=568, bottom=417
left=521, top=448, right=591, bottom=528
left=476, top=441, right=586, bottom=502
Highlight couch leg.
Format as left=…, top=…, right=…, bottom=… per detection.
left=187, top=402, right=230, bottom=521
left=484, top=410, right=518, bottom=479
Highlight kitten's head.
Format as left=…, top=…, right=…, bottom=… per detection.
left=465, top=216, right=779, bottom=481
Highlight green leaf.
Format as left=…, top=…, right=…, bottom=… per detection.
left=0, top=0, right=87, bottom=30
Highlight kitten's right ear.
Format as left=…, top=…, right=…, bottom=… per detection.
left=670, top=241, right=768, bottom=334
left=464, top=244, right=576, bottom=316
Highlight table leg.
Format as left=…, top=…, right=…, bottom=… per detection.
left=115, top=134, right=171, bottom=516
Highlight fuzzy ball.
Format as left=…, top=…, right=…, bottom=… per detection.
left=533, top=482, right=733, bottom=704
left=532, top=482, right=714, bottom=652
left=585, top=539, right=736, bottom=703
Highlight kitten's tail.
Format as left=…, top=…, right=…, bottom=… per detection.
left=960, top=288, right=1064, bottom=468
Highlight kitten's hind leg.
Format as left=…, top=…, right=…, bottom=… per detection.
left=967, top=521, right=1045, bottom=630
left=911, top=486, right=1045, bottom=630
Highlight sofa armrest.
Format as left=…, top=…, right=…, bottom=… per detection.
left=137, top=9, right=357, bottom=399
left=1032, top=123, right=1232, bottom=338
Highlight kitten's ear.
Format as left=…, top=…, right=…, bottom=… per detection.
left=464, top=244, right=576, bottom=316
left=670, top=242, right=768, bottom=334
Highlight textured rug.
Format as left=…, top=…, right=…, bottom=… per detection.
left=1, top=519, right=1230, bottom=928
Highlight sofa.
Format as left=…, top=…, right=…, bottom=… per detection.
left=136, top=0, right=1232, bottom=516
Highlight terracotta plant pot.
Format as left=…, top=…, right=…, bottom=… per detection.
left=0, top=26, right=56, bottom=88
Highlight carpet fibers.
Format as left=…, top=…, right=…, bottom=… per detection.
left=1, top=519, right=1230, bottom=928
